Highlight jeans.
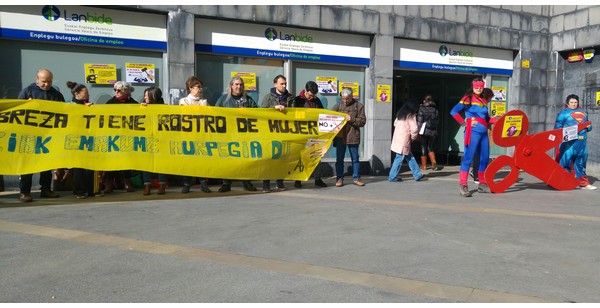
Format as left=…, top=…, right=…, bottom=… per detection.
left=388, top=152, right=422, bottom=181
left=142, top=172, right=168, bottom=185
left=336, top=143, right=360, bottom=180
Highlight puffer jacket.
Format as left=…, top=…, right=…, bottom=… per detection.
left=417, top=102, right=439, bottom=137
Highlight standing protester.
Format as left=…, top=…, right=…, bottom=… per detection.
left=178, top=76, right=212, bottom=194
left=450, top=78, right=496, bottom=197
left=332, top=88, right=366, bottom=187
left=103, top=81, right=138, bottom=193
left=260, top=74, right=294, bottom=192
left=292, top=81, right=328, bottom=188
left=388, top=98, right=424, bottom=182
left=141, top=87, right=169, bottom=195
left=554, top=94, right=597, bottom=190
left=66, top=81, right=103, bottom=199
left=468, top=88, right=495, bottom=183
left=215, top=76, right=258, bottom=192
left=16, top=68, right=64, bottom=202
left=417, top=94, right=442, bottom=171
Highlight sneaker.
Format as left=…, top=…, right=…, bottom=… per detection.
left=477, top=183, right=491, bottom=193
left=19, top=194, right=33, bottom=202
left=200, top=182, right=212, bottom=193
left=218, top=184, right=231, bottom=193
left=415, top=175, right=425, bottom=181
left=243, top=181, right=257, bottom=191
left=582, top=184, right=598, bottom=190
left=353, top=179, right=365, bottom=186
left=76, top=194, right=88, bottom=199
left=275, top=183, right=287, bottom=191
left=315, top=179, right=327, bottom=187
left=181, top=184, right=191, bottom=194
left=40, top=190, right=59, bottom=198
left=335, top=178, right=344, bottom=187
left=459, top=185, right=472, bottom=197
left=294, top=181, right=302, bottom=188
left=93, top=192, right=104, bottom=197
left=263, top=183, right=271, bottom=193
left=389, top=178, right=403, bottom=182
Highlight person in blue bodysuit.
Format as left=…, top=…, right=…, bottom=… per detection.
left=554, top=94, right=597, bottom=190
left=450, top=78, right=496, bottom=197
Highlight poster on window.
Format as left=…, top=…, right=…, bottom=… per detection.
left=231, top=72, right=257, bottom=91
left=126, top=63, right=156, bottom=84
left=338, top=82, right=359, bottom=99
left=316, top=76, right=338, bottom=94
left=491, top=101, right=507, bottom=117
left=492, top=86, right=507, bottom=101
left=84, top=64, right=117, bottom=85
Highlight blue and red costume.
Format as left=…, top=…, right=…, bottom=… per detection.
left=554, top=106, right=593, bottom=187
left=450, top=92, right=493, bottom=186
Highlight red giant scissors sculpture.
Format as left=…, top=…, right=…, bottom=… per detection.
left=484, top=110, right=591, bottom=193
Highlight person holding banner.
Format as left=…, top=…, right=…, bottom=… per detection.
left=103, top=81, right=138, bottom=193
left=554, top=94, right=597, bottom=190
left=178, top=76, right=211, bottom=194
left=292, top=81, right=328, bottom=188
left=66, top=81, right=103, bottom=199
left=140, top=87, right=170, bottom=195
left=332, top=87, right=366, bottom=187
left=215, top=76, right=258, bottom=193
left=260, top=74, right=295, bottom=192
left=450, top=78, right=495, bottom=197
left=16, top=68, right=64, bottom=202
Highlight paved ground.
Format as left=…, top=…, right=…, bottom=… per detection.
left=1, top=166, right=599, bottom=303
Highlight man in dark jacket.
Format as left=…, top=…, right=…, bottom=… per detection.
left=17, top=68, right=65, bottom=202
left=292, top=81, right=327, bottom=188
left=332, top=88, right=366, bottom=187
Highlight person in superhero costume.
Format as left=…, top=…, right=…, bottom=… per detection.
left=554, top=94, right=597, bottom=190
left=450, top=78, right=497, bottom=197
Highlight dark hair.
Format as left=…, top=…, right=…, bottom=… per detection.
left=565, top=94, right=579, bottom=105
left=185, top=76, right=203, bottom=93
left=66, top=81, right=86, bottom=97
left=273, top=75, right=286, bottom=84
left=482, top=88, right=494, bottom=102
left=144, top=86, right=164, bottom=104
left=305, top=81, right=318, bottom=94
left=396, top=98, right=419, bottom=120
left=462, top=77, right=485, bottom=108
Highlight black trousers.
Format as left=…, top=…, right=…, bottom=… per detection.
left=19, top=170, right=53, bottom=194
left=73, top=168, right=95, bottom=196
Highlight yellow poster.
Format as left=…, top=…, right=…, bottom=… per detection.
left=596, top=91, right=600, bottom=106
left=126, top=63, right=155, bottom=84
left=84, top=64, right=117, bottom=85
left=491, top=101, right=507, bottom=117
left=316, top=76, right=338, bottom=94
left=377, top=84, right=391, bottom=103
left=231, top=72, right=257, bottom=91
left=338, top=82, right=359, bottom=98
left=0, top=100, right=346, bottom=180
left=491, top=86, right=506, bottom=101
left=502, top=115, right=523, bottom=138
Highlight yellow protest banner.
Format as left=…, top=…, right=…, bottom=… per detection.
left=0, top=100, right=346, bottom=180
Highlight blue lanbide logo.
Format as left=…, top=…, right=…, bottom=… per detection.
left=439, top=44, right=473, bottom=57
left=439, top=45, right=448, bottom=57
left=265, top=28, right=278, bottom=41
left=42, top=5, right=60, bottom=21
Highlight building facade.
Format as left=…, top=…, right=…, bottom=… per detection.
left=1, top=5, right=599, bottom=183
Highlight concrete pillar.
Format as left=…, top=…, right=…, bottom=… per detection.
left=367, top=34, right=394, bottom=176
left=166, top=10, right=195, bottom=104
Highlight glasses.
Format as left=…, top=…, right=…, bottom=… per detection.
left=115, top=89, right=123, bottom=93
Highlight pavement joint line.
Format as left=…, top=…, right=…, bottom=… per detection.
left=277, top=192, right=600, bottom=223
left=0, top=219, right=563, bottom=303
